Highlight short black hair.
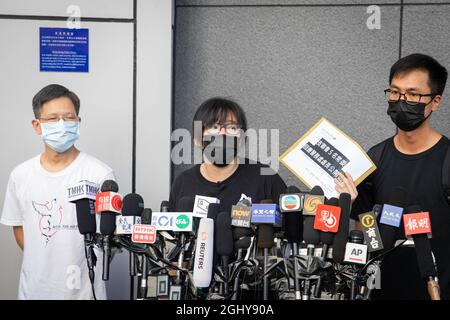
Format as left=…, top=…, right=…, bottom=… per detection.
left=193, top=97, right=248, bottom=134
left=389, top=53, right=448, bottom=96
left=32, top=84, right=80, bottom=118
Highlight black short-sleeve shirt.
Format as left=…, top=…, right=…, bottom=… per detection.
left=169, top=161, right=287, bottom=213
left=351, top=136, right=450, bottom=300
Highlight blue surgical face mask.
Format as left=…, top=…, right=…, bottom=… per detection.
left=40, top=119, right=80, bottom=153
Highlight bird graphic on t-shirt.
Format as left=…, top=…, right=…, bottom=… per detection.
left=32, top=199, right=63, bottom=246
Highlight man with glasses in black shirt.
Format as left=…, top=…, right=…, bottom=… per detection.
left=345, top=53, right=450, bottom=299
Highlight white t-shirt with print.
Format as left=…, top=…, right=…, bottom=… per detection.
left=0, top=152, right=115, bottom=300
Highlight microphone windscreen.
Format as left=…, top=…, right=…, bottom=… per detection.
left=177, top=196, right=194, bottom=212
left=404, top=205, right=437, bottom=278
left=160, top=200, right=170, bottom=212
left=413, top=234, right=437, bottom=279
left=373, top=204, right=383, bottom=218
left=303, top=216, right=320, bottom=245
left=285, top=213, right=303, bottom=243
left=121, top=193, right=144, bottom=217
left=332, top=192, right=352, bottom=263
left=100, top=212, right=116, bottom=235
left=257, top=224, right=274, bottom=249
left=101, top=180, right=118, bottom=192
left=349, top=230, right=364, bottom=244
left=76, top=199, right=96, bottom=235
left=310, top=185, right=324, bottom=196
left=327, top=197, right=339, bottom=206
left=235, top=237, right=252, bottom=250
left=283, top=186, right=304, bottom=243
left=239, top=198, right=252, bottom=207
left=207, top=203, right=221, bottom=222
left=141, top=208, right=152, bottom=225
left=215, top=212, right=234, bottom=256
left=319, top=197, right=338, bottom=245
left=233, top=226, right=253, bottom=240
left=285, top=185, right=301, bottom=193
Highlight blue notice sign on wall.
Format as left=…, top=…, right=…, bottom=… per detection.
left=40, top=27, right=89, bottom=72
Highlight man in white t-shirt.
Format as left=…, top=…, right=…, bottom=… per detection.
left=1, top=84, right=114, bottom=300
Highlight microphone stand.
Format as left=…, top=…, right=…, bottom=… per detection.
left=292, top=243, right=301, bottom=300
left=302, top=244, right=315, bottom=300
left=177, top=234, right=185, bottom=282
left=231, top=248, right=244, bottom=300
left=84, top=233, right=97, bottom=300
left=102, top=235, right=111, bottom=281
left=263, top=248, right=269, bottom=300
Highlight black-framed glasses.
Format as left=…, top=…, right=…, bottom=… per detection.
left=384, top=89, right=436, bottom=106
left=205, top=122, right=242, bottom=135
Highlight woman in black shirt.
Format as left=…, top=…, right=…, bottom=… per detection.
left=169, top=97, right=286, bottom=213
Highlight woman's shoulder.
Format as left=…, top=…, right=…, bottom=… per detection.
left=172, top=165, right=200, bottom=186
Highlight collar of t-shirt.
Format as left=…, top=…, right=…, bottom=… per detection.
left=195, top=164, right=243, bottom=188
left=35, top=151, right=86, bottom=178
left=388, top=136, right=448, bottom=161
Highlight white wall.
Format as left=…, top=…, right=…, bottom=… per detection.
left=0, top=0, right=173, bottom=299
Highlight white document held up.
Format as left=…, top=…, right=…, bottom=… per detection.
left=279, top=117, right=376, bottom=199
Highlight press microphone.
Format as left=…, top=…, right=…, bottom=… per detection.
left=332, top=192, right=351, bottom=263
left=69, top=180, right=99, bottom=236
left=313, top=197, right=338, bottom=298
left=378, top=186, right=408, bottom=252
left=176, top=197, right=195, bottom=283
left=138, top=208, right=152, bottom=299
left=231, top=226, right=254, bottom=300
left=303, top=185, right=324, bottom=245
left=69, top=180, right=99, bottom=295
left=403, top=205, right=439, bottom=300
left=231, top=199, right=252, bottom=229
left=233, top=227, right=253, bottom=252
left=258, top=223, right=274, bottom=300
left=303, top=213, right=320, bottom=300
left=160, top=200, right=170, bottom=212
left=281, top=186, right=303, bottom=249
left=121, top=193, right=144, bottom=279
left=279, top=186, right=304, bottom=300
left=358, top=208, right=384, bottom=254
left=300, top=186, right=323, bottom=300
left=250, top=201, right=282, bottom=227
left=320, top=197, right=338, bottom=258
left=193, top=217, right=214, bottom=289
left=119, top=193, right=144, bottom=233
left=207, top=202, right=221, bottom=223
left=345, top=230, right=367, bottom=300
left=193, top=195, right=220, bottom=218
left=372, top=204, right=383, bottom=219
left=215, top=212, right=234, bottom=296
left=97, top=180, right=121, bottom=281
left=230, top=197, right=253, bottom=281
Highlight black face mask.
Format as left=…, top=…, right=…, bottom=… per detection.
left=387, top=99, right=432, bottom=132
left=202, top=134, right=240, bottom=167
